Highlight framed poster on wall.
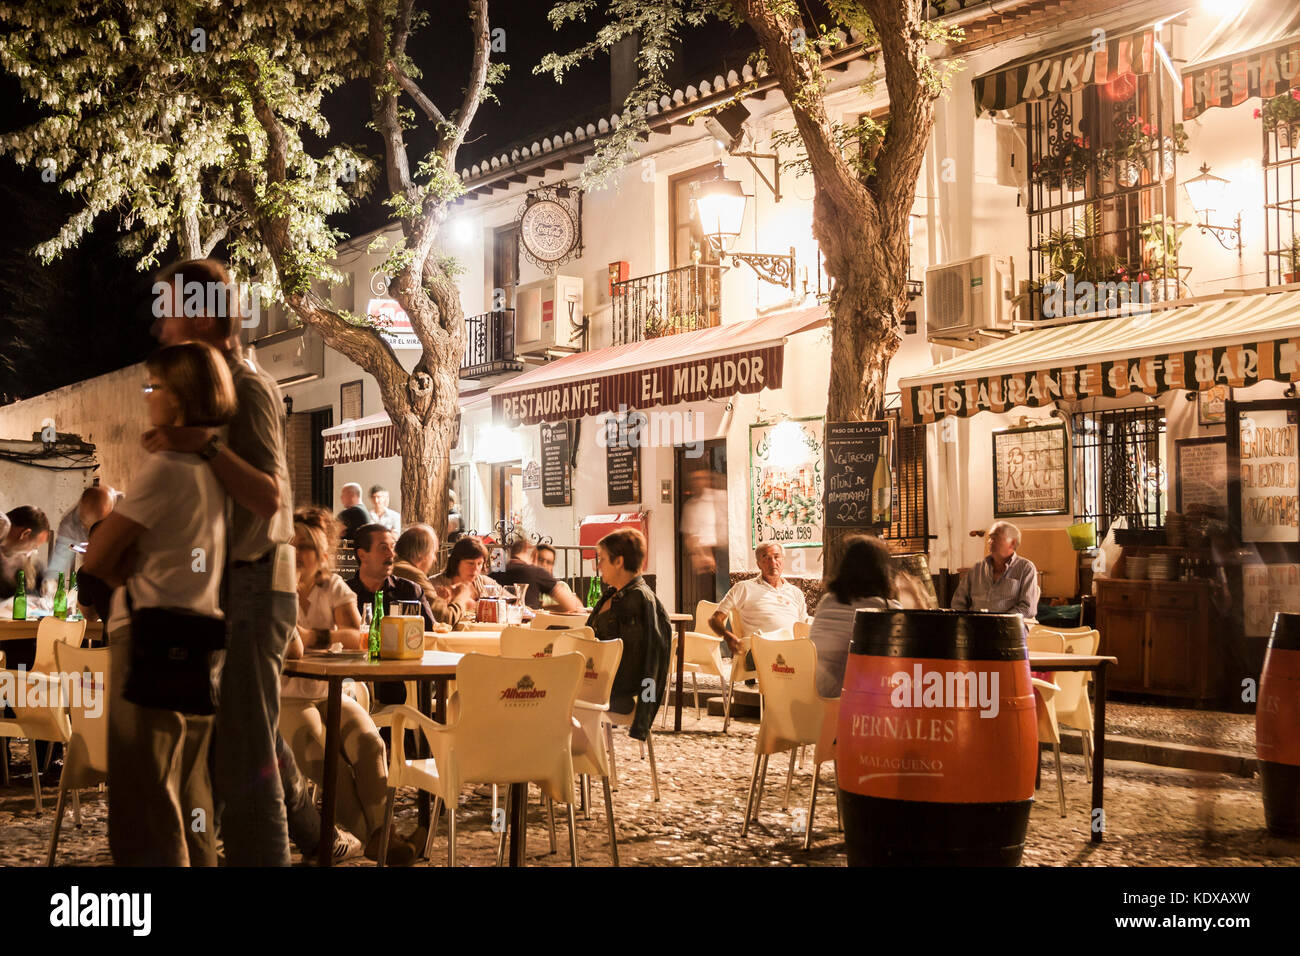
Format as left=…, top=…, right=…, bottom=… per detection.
left=992, top=422, right=1069, bottom=517
left=1227, top=399, right=1300, bottom=544
left=340, top=380, right=363, bottom=423
left=1175, top=436, right=1227, bottom=516
left=750, top=416, right=824, bottom=549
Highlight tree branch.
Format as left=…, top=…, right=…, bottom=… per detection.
left=387, top=61, right=445, bottom=125
left=441, top=0, right=490, bottom=164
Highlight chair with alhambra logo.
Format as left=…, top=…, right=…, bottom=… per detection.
left=500, top=625, right=593, bottom=659
left=377, top=651, right=584, bottom=867
left=744, top=631, right=839, bottom=850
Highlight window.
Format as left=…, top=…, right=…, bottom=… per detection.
left=882, top=409, right=929, bottom=551
left=1071, top=407, right=1167, bottom=537
left=1263, top=107, right=1300, bottom=285
left=669, top=165, right=722, bottom=268
left=491, top=224, right=519, bottom=310
left=1024, top=52, right=1183, bottom=322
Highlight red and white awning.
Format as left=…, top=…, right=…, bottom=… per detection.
left=488, top=306, right=828, bottom=427
left=321, top=412, right=398, bottom=466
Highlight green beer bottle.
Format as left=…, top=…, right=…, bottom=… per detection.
left=12, top=570, right=26, bottom=621
left=53, top=572, right=67, bottom=620
left=68, top=570, right=79, bottom=621
left=586, top=573, right=603, bottom=609
left=369, top=590, right=384, bottom=661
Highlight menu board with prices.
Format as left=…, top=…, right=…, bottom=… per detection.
left=1175, top=437, right=1227, bottom=516
left=604, top=412, right=643, bottom=507
left=824, top=421, right=892, bottom=529
left=1235, top=405, right=1299, bottom=543
left=540, top=421, right=572, bottom=508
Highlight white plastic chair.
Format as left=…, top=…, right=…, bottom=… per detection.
left=662, top=600, right=729, bottom=729
left=743, top=631, right=838, bottom=848
left=0, top=621, right=84, bottom=812
left=378, top=652, right=585, bottom=867
left=555, top=633, right=623, bottom=865
left=46, top=644, right=110, bottom=865
left=1032, top=676, right=1066, bottom=817
left=1030, top=626, right=1100, bottom=781
left=500, top=625, right=593, bottom=659
left=530, top=611, right=591, bottom=631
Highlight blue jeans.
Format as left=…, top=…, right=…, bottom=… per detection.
left=214, top=555, right=296, bottom=865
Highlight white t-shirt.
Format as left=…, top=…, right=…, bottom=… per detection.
left=716, top=576, right=808, bottom=637
left=112, top=451, right=226, bottom=623
left=283, top=573, right=357, bottom=700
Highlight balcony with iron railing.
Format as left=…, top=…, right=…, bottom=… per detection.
left=611, top=264, right=723, bottom=346
left=461, top=309, right=523, bottom=378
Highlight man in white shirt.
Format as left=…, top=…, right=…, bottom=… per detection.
left=710, top=543, right=808, bottom=671
left=369, top=484, right=401, bottom=534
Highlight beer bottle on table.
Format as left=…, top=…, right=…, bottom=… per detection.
left=369, top=590, right=384, bottom=661
left=586, top=574, right=603, bottom=609
left=12, top=570, right=26, bottom=620
left=67, top=570, right=79, bottom=620
left=53, top=572, right=67, bottom=620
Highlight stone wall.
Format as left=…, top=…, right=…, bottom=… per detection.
left=0, top=363, right=147, bottom=492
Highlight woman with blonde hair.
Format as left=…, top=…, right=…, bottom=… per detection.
left=280, top=506, right=415, bottom=865
left=84, top=342, right=236, bottom=866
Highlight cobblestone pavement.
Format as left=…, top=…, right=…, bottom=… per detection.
left=1104, top=701, right=1254, bottom=753
left=3, top=709, right=1297, bottom=867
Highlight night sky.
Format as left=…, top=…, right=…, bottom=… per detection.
left=0, top=1, right=755, bottom=403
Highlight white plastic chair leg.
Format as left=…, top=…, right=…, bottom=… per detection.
left=753, top=754, right=769, bottom=821
left=834, top=760, right=843, bottom=832
left=1053, top=743, right=1066, bottom=817
left=547, top=797, right=557, bottom=854
left=1, top=738, right=9, bottom=786
left=804, top=761, right=821, bottom=851
left=491, top=784, right=498, bottom=820
left=447, top=799, right=457, bottom=868
left=496, top=789, right=509, bottom=866
left=46, top=780, right=70, bottom=867
left=426, top=797, right=441, bottom=859
left=376, top=787, right=397, bottom=867
left=606, top=723, right=618, bottom=791
left=692, top=672, right=700, bottom=719
left=72, top=789, right=82, bottom=828
left=645, top=730, right=660, bottom=802
left=30, top=744, right=42, bottom=815
left=782, top=749, right=796, bottom=809
left=721, top=675, right=736, bottom=734
left=602, top=775, right=619, bottom=866
left=566, top=800, right=578, bottom=866
left=741, top=752, right=761, bottom=836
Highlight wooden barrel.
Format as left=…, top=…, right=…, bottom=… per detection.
left=836, top=609, right=1037, bottom=866
left=1257, top=612, right=1300, bottom=837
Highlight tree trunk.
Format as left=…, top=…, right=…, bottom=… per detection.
left=390, top=359, right=459, bottom=539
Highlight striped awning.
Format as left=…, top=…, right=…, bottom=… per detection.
left=321, top=412, right=398, bottom=466
left=973, top=26, right=1156, bottom=113
left=1182, top=0, right=1300, bottom=119
left=898, top=290, right=1300, bottom=424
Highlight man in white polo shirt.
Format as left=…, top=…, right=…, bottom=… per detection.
left=710, top=542, right=808, bottom=673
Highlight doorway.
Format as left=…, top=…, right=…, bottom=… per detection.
left=675, top=438, right=729, bottom=617
left=309, top=407, right=333, bottom=509
left=490, top=461, right=524, bottom=542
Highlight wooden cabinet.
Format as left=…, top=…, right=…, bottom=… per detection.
left=1095, top=580, right=1220, bottom=702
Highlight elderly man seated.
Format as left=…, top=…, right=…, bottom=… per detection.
left=950, top=520, right=1040, bottom=621
left=709, top=542, right=808, bottom=675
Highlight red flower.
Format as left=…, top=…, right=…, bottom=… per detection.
left=1254, top=108, right=1262, bottom=118
left=1138, top=271, right=1151, bottom=282
left=1291, top=88, right=1300, bottom=102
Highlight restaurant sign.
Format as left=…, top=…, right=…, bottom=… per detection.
left=902, top=337, right=1300, bottom=424
left=974, top=29, right=1154, bottom=113
left=1183, top=38, right=1300, bottom=120
left=493, top=344, right=784, bottom=426
left=323, top=419, right=399, bottom=467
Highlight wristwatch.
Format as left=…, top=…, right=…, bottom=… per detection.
left=198, top=435, right=221, bottom=461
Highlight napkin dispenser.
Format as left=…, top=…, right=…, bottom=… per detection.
left=380, top=614, right=424, bottom=660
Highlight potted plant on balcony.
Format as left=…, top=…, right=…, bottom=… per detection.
left=1032, top=134, right=1092, bottom=191
left=1139, top=215, right=1190, bottom=302
left=1028, top=207, right=1122, bottom=317
left=1256, top=89, right=1300, bottom=149
left=1284, top=236, right=1300, bottom=284
left=1099, top=118, right=1189, bottom=186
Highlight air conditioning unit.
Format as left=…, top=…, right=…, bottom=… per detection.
left=515, top=275, right=585, bottom=356
left=924, top=254, right=1014, bottom=339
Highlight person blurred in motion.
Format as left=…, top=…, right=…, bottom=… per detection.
left=680, top=468, right=728, bottom=602
left=47, top=486, right=116, bottom=580
left=809, top=535, right=902, bottom=698
left=586, top=529, right=671, bottom=739
left=83, top=341, right=235, bottom=866
left=491, top=536, right=584, bottom=612
left=392, top=523, right=470, bottom=627
left=336, top=483, right=372, bottom=541
left=148, top=257, right=297, bottom=866
left=368, top=484, right=400, bottom=534
left=428, top=535, right=496, bottom=603
left=281, top=507, right=413, bottom=865
left=535, top=543, right=558, bottom=575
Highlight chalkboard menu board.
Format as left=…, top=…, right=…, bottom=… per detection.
left=1175, top=437, right=1227, bottom=516
left=824, top=421, right=892, bottom=529
left=540, top=421, right=572, bottom=507
left=605, top=412, right=642, bottom=506
left=992, top=422, right=1069, bottom=517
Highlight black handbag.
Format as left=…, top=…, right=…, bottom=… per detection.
left=123, top=599, right=228, bottom=716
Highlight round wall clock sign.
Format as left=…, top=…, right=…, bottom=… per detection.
left=520, top=199, right=576, bottom=262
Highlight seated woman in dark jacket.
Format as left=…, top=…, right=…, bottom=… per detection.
left=586, top=529, right=671, bottom=740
